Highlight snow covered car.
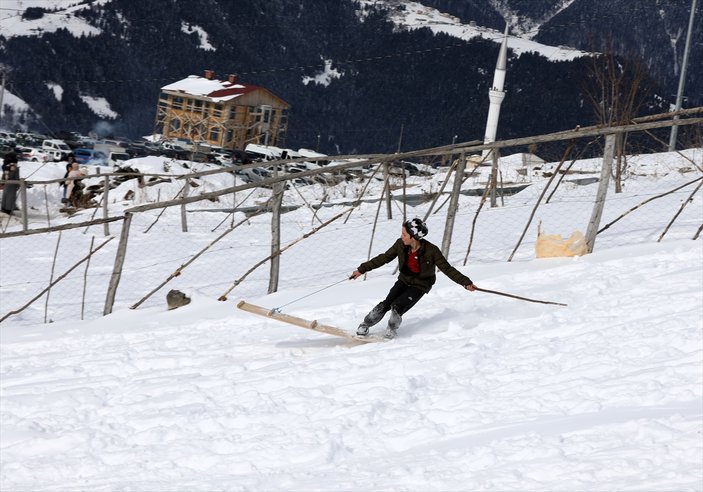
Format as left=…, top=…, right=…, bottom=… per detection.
left=73, top=148, right=108, bottom=166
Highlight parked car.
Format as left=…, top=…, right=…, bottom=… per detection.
left=212, top=153, right=233, bottom=166
left=15, top=133, right=46, bottom=147
left=27, top=148, right=53, bottom=162
left=14, top=146, right=34, bottom=160
left=42, top=139, right=72, bottom=161
left=108, top=151, right=131, bottom=166
left=127, top=142, right=161, bottom=157
left=235, top=166, right=270, bottom=183
left=231, top=149, right=255, bottom=164
left=161, top=141, right=189, bottom=152
left=0, top=131, right=16, bottom=145
left=73, top=148, right=108, bottom=166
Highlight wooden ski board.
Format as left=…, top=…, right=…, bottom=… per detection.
left=237, top=300, right=385, bottom=343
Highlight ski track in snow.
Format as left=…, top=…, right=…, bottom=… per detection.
left=1, top=240, right=701, bottom=490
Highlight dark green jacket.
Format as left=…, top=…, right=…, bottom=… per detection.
left=357, top=238, right=473, bottom=294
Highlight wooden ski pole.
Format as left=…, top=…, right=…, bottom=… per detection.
left=475, top=287, right=567, bottom=307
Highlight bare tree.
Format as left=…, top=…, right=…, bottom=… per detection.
left=583, top=37, right=654, bottom=193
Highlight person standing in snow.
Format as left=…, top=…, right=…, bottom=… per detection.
left=65, top=161, right=87, bottom=208
left=60, top=161, right=73, bottom=204
left=1, top=152, right=20, bottom=215
left=350, top=217, right=476, bottom=339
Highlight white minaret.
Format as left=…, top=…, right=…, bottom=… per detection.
left=482, top=24, right=509, bottom=158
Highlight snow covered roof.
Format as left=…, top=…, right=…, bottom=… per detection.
left=161, top=74, right=260, bottom=103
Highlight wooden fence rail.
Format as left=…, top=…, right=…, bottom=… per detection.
left=1, top=109, right=701, bottom=325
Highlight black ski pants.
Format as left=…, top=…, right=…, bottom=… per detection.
left=360, top=280, right=424, bottom=331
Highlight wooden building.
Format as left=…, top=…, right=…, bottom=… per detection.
left=154, top=70, right=290, bottom=150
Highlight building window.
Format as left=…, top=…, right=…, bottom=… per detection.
left=172, top=97, right=183, bottom=109
left=194, top=100, right=203, bottom=112
left=228, top=107, right=236, bottom=119
left=214, top=104, right=223, bottom=117
left=170, top=118, right=180, bottom=132
left=186, top=98, right=193, bottom=111
left=210, top=127, right=220, bottom=141
left=159, top=92, right=169, bottom=101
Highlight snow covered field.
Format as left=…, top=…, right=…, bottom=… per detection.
left=1, top=149, right=702, bottom=490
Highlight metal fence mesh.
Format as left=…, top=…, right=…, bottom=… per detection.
left=1, top=142, right=701, bottom=327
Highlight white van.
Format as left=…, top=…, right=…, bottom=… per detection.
left=42, top=139, right=72, bottom=161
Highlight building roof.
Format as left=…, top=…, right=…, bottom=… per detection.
left=161, top=75, right=260, bottom=103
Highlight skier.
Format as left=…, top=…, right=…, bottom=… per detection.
left=350, top=217, right=476, bottom=339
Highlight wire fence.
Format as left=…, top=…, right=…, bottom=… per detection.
left=1, top=116, right=701, bottom=326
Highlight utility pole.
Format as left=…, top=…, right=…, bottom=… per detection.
left=482, top=24, right=509, bottom=159
left=396, top=123, right=404, bottom=153
left=668, top=0, right=697, bottom=151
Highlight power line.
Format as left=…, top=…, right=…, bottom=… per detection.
left=10, top=41, right=478, bottom=85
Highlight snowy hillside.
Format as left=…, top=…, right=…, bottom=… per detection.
left=1, top=146, right=702, bottom=490
left=1, top=240, right=701, bottom=490
left=357, top=0, right=589, bottom=61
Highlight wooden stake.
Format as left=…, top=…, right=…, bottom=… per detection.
left=658, top=180, right=703, bottom=242
left=598, top=176, right=702, bottom=234
left=43, top=184, right=51, bottom=228
left=104, top=213, right=133, bottom=315
left=546, top=139, right=595, bottom=204
left=44, top=231, right=62, bottom=323
left=463, top=178, right=492, bottom=265
left=366, top=180, right=388, bottom=281
left=693, top=223, right=702, bottom=240
left=343, top=162, right=383, bottom=224
left=144, top=183, right=186, bottom=234
left=181, top=179, right=189, bottom=232
left=81, top=236, right=95, bottom=320
left=431, top=157, right=483, bottom=216
left=441, top=152, right=466, bottom=258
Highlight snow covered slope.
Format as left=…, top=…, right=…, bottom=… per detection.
left=1, top=239, right=701, bottom=490
left=357, top=0, right=589, bottom=61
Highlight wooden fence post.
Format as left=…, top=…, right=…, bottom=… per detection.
left=384, top=162, right=392, bottom=220
left=490, top=149, right=499, bottom=208
left=585, top=133, right=616, bottom=253
left=181, top=179, right=189, bottom=232
left=104, top=212, right=133, bottom=315
left=441, top=152, right=466, bottom=258
left=103, top=176, right=110, bottom=236
left=43, top=184, right=51, bottom=228
left=269, top=165, right=284, bottom=294
left=19, top=179, right=28, bottom=231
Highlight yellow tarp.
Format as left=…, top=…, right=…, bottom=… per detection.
left=535, top=223, right=588, bottom=258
